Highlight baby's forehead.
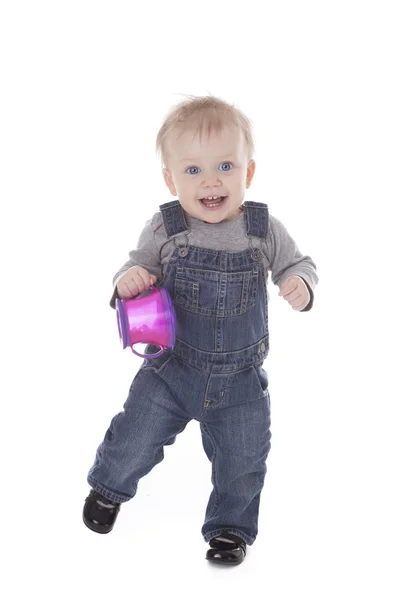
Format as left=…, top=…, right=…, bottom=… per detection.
left=167, top=125, right=245, bottom=158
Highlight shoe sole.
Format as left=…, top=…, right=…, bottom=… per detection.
left=206, top=557, right=245, bottom=566
left=82, top=515, right=114, bottom=534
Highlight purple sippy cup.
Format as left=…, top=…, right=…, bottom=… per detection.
left=115, top=287, right=176, bottom=358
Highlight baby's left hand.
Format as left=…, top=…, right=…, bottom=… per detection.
left=278, top=276, right=310, bottom=311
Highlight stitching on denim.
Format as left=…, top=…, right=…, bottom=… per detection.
left=203, top=374, right=229, bottom=410
left=202, top=373, right=212, bottom=412
left=87, top=477, right=132, bottom=503
left=252, top=365, right=269, bottom=399
left=173, top=268, right=259, bottom=318
left=174, top=246, right=256, bottom=265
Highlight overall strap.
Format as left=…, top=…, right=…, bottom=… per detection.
left=159, top=200, right=190, bottom=237
left=160, top=199, right=269, bottom=240
left=243, top=201, right=269, bottom=238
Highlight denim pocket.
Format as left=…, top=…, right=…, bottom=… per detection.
left=174, top=277, right=199, bottom=311
left=174, top=267, right=258, bottom=317
left=204, top=365, right=270, bottom=411
left=253, top=365, right=271, bottom=409
left=141, top=348, right=172, bottom=375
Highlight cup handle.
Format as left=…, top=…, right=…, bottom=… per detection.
left=131, top=345, right=164, bottom=358
left=134, top=285, right=157, bottom=301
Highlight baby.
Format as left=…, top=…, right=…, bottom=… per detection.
left=83, top=95, right=318, bottom=566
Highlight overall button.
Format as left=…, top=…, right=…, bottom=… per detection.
left=178, top=247, right=188, bottom=257
left=260, top=342, right=266, bottom=353
left=251, top=248, right=262, bottom=262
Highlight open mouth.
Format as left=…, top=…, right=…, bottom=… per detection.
left=199, top=195, right=227, bottom=209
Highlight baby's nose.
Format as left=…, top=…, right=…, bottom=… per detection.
left=202, top=173, right=222, bottom=187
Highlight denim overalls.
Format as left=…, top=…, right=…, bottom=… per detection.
left=88, top=200, right=272, bottom=545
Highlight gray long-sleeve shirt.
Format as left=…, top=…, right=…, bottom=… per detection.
left=110, top=207, right=318, bottom=310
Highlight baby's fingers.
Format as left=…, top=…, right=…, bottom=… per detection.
left=136, top=268, right=156, bottom=289
left=118, top=278, right=140, bottom=298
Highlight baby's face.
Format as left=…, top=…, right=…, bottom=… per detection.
left=163, top=125, right=255, bottom=223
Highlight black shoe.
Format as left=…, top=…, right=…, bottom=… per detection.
left=206, top=532, right=247, bottom=566
left=83, top=489, right=121, bottom=534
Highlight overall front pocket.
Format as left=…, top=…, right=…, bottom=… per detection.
left=174, top=267, right=259, bottom=317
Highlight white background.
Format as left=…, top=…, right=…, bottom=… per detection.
left=1, top=1, right=399, bottom=598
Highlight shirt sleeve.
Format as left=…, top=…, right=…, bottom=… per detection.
left=109, top=214, right=162, bottom=308
left=265, top=215, right=318, bottom=312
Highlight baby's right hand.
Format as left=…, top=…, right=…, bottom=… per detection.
left=116, top=266, right=157, bottom=299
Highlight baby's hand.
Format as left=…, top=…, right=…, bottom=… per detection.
left=116, top=266, right=157, bottom=299
left=278, top=275, right=310, bottom=311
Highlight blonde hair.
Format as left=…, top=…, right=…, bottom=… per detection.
left=156, top=95, right=255, bottom=167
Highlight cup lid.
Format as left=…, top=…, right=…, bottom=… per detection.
left=116, top=298, right=130, bottom=349
left=159, top=288, right=176, bottom=348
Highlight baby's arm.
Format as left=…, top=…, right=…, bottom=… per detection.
left=266, top=215, right=318, bottom=311
left=109, top=215, right=162, bottom=308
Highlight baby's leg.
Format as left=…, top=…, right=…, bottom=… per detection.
left=87, top=365, right=190, bottom=503
left=200, top=366, right=272, bottom=546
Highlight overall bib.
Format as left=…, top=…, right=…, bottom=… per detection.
left=88, top=201, right=272, bottom=545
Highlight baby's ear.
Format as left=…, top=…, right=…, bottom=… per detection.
left=246, top=160, right=256, bottom=188
left=163, top=168, right=177, bottom=196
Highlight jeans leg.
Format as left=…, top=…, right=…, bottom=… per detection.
left=200, top=366, right=272, bottom=545
left=87, top=366, right=190, bottom=503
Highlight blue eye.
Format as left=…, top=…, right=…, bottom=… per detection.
left=219, top=162, right=233, bottom=171
left=186, top=166, right=200, bottom=175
